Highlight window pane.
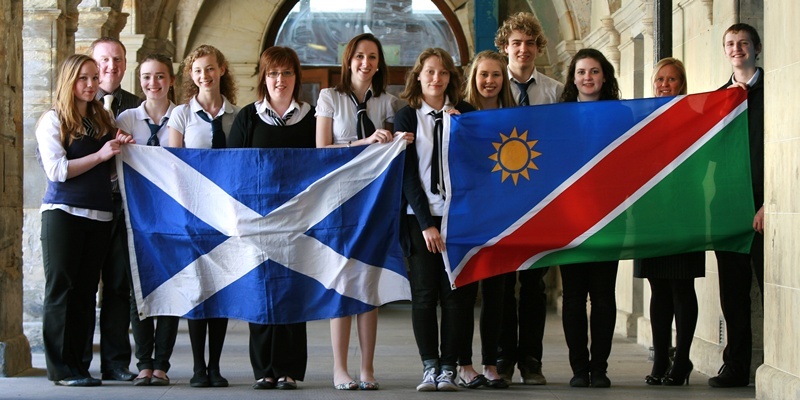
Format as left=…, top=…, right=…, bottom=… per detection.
left=276, top=0, right=461, bottom=66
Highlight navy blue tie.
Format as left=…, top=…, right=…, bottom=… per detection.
left=196, top=110, right=226, bottom=149
left=146, top=118, right=167, bottom=146
left=515, top=81, right=531, bottom=106
left=428, top=110, right=444, bottom=198
left=351, top=91, right=375, bottom=139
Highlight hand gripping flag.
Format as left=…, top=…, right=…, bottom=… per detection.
left=443, top=89, right=755, bottom=288
left=118, top=138, right=410, bottom=324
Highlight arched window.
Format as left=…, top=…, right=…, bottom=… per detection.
left=265, top=0, right=469, bottom=104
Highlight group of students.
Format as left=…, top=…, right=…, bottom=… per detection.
left=36, top=10, right=764, bottom=393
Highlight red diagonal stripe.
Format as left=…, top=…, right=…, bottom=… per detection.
left=454, top=90, right=746, bottom=287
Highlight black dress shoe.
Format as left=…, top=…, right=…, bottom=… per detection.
left=708, top=364, right=749, bottom=388
left=485, top=378, right=509, bottom=389
left=101, top=368, right=136, bottom=381
left=208, top=369, right=229, bottom=388
left=590, top=370, right=611, bottom=388
left=55, top=376, right=102, bottom=387
left=569, top=372, right=590, bottom=387
left=645, top=374, right=663, bottom=385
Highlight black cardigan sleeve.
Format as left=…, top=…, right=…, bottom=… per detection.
left=227, top=103, right=256, bottom=148
left=396, top=106, right=437, bottom=234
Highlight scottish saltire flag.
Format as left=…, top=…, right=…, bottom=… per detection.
left=443, top=89, right=755, bottom=287
left=117, top=138, right=410, bottom=324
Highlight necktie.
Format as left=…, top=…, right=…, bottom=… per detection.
left=196, top=110, right=226, bottom=149
left=515, top=81, right=531, bottom=106
left=82, top=117, right=96, bottom=137
left=268, top=108, right=295, bottom=126
left=351, top=91, right=375, bottom=139
left=103, top=94, right=115, bottom=116
left=429, top=110, right=445, bottom=198
left=146, top=118, right=168, bottom=146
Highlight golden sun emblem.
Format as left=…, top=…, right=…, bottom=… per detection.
left=488, top=127, right=541, bottom=185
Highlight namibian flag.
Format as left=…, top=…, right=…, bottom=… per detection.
left=443, top=89, right=755, bottom=288
left=118, top=139, right=410, bottom=324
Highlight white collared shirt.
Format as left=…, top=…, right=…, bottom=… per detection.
left=116, top=101, right=177, bottom=146
left=315, top=87, right=400, bottom=144
left=406, top=97, right=454, bottom=217
left=732, top=68, right=761, bottom=87
left=508, top=67, right=565, bottom=106
left=35, top=110, right=113, bottom=221
left=167, top=96, right=240, bottom=149
left=254, top=98, right=311, bottom=126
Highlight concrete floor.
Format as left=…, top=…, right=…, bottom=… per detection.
left=4, top=304, right=755, bottom=400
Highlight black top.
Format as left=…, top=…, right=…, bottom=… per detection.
left=720, top=68, right=764, bottom=204
left=395, top=100, right=475, bottom=256
left=227, top=103, right=316, bottom=149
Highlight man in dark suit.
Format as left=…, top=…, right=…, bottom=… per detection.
left=710, top=23, right=764, bottom=388
left=88, top=37, right=143, bottom=382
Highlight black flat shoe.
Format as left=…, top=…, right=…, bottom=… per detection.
left=102, top=368, right=136, bottom=381
left=55, top=376, right=102, bottom=387
left=485, top=378, right=509, bottom=389
left=252, top=378, right=275, bottom=390
left=458, top=374, right=487, bottom=389
left=207, top=369, right=229, bottom=388
left=276, top=377, right=297, bottom=390
left=132, top=376, right=151, bottom=386
left=190, top=370, right=210, bottom=388
left=708, top=364, right=748, bottom=387
left=591, top=370, right=611, bottom=388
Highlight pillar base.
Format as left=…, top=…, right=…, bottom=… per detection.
left=0, top=334, right=32, bottom=377
left=756, top=364, right=800, bottom=399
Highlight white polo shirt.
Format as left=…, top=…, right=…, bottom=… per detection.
left=315, top=87, right=399, bottom=144
left=116, top=101, right=177, bottom=146
left=167, top=96, right=239, bottom=149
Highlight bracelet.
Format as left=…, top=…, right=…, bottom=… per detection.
left=347, top=141, right=352, bottom=147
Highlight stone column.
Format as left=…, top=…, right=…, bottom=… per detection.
left=74, top=1, right=117, bottom=55
left=21, top=2, right=68, bottom=355
left=756, top=0, right=800, bottom=398
left=0, top=0, right=31, bottom=377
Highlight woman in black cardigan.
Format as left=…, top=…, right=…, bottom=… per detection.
left=395, top=47, right=477, bottom=392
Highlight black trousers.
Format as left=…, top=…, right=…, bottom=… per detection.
left=714, top=232, right=764, bottom=376
left=406, top=216, right=477, bottom=368
left=41, top=210, right=110, bottom=381
left=248, top=322, right=308, bottom=381
left=459, top=274, right=505, bottom=366
left=499, top=267, right=549, bottom=367
left=96, top=197, right=133, bottom=372
left=648, top=278, right=699, bottom=374
left=129, top=293, right=179, bottom=372
left=560, top=261, right=618, bottom=374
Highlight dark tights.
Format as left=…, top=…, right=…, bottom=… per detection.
left=648, top=278, right=698, bottom=375
left=188, top=318, right=228, bottom=373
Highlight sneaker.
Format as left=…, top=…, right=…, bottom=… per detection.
left=519, top=357, right=547, bottom=385
left=436, top=369, right=458, bottom=391
left=708, top=364, right=749, bottom=388
left=416, top=367, right=437, bottom=392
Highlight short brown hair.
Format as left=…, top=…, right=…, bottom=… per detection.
left=89, top=37, right=127, bottom=57
left=256, top=46, right=303, bottom=104
left=400, top=48, right=463, bottom=109
left=495, top=12, right=548, bottom=56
